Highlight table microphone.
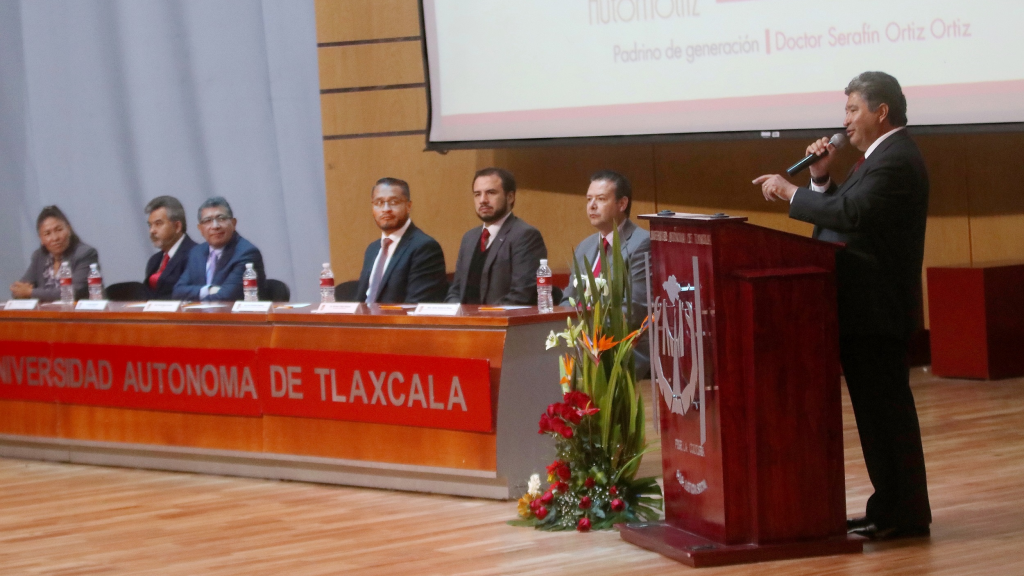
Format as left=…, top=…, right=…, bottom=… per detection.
left=786, top=133, right=847, bottom=176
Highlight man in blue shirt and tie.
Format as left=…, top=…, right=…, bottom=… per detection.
left=173, top=197, right=265, bottom=301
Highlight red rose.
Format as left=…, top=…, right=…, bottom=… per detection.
left=558, top=426, right=574, bottom=439
left=611, top=498, right=625, bottom=512
left=547, top=461, right=571, bottom=481
left=540, top=490, right=553, bottom=505
left=529, top=499, right=541, bottom=512
left=579, top=496, right=592, bottom=510
left=538, top=413, right=556, bottom=434
left=584, top=477, right=595, bottom=489
left=535, top=506, right=548, bottom=520
left=577, top=517, right=591, bottom=532
left=563, top=391, right=592, bottom=409
left=552, top=481, right=569, bottom=493
left=609, top=486, right=618, bottom=497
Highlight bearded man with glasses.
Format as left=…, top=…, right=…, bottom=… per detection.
left=351, top=177, right=447, bottom=304
left=173, top=196, right=265, bottom=302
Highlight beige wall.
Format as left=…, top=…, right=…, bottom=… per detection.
left=315, top=0, right=1024, bottom=324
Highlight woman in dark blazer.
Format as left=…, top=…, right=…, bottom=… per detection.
left=9, top=206, right=100, bottom=302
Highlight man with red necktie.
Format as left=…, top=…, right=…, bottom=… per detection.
left=445, top=168, right=547, bottom=306
left=143, top=196, right=196, bottom=299
left=561, top=170, right=651, bottom=379
left=753, top=71, right=931, bottom=541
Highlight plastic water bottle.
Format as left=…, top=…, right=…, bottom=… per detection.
left=320, top=263, right=335, bottom=303
left=537, top=259, right=553, bottom=313
left=59, top=261, right=74, bottom=305
left=87, top=263, right=103, bottom=300
left=242, top=263, right=259, bottom=302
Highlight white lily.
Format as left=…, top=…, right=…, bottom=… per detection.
left=527, top=473, right=541, bottom=497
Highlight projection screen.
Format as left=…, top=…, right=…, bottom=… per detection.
left=421, top=0, right=1024, bottom=147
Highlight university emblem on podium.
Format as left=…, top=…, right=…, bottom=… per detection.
left=647, top=255, right=708, bottom=494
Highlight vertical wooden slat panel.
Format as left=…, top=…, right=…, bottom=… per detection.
left=318, top=42, right=424, bottom=90
left=315, top=0, right=421, bottom=45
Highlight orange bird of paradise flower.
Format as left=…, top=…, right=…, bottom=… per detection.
left=559, top=355, right=575, bottom=387
left=624, top=315, right=651, bottom=347
left=581, top=328, right=621, bottom=363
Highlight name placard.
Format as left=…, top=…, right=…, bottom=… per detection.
left=232, top=301, right=272, bottom=313
left=4, top=299, right=39, bottom=311
left=316, top=302, right=360, bottom=314
left=143, top=301, right=182, bottom=313
left=411, top=303, right=461, bottom=316
left=75, top=300, right=109, bottom=311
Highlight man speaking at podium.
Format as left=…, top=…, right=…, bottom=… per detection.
left=753, top=72, right=931, bottom=540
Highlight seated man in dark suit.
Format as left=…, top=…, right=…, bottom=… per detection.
left=445, top=168, right=547, bottom=305
left=172, top=196, right=265, bottom=301
left=143, top=196, right=197, bottom=299
left=562, top=170, right=651, bottom=378
left=353, top=177, right=447, bottom=304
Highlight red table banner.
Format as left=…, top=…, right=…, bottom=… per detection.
left=257, top=348, right=493, bottom=433
left=1, top=341, right=493, bottom=432
left=0, top=341, right=261, bottom=416
left=0, top=341, right=60, bottom=403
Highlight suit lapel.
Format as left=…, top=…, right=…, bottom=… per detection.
left=839, top=130, right=907, bottom=196
left=213, top=234, right=239, bottom=285
left=618, top=219, right=636, bottom=260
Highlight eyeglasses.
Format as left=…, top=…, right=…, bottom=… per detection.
left=372, top=199, right=407, bottom=209
left=199, top=214, right=231, bottom=226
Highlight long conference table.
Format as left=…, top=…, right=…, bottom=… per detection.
left=0, top=302, right=571, bottom=499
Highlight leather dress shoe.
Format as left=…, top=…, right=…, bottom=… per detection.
left=849, top=520, right=931, bottom=541
left=846, top=516, right=873, bottom=532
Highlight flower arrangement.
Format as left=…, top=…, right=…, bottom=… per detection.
left=512, top=230, right=662, bottom=532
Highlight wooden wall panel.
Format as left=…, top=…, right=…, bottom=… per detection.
left=315, top=0, right=420, bottom=44
left=264, top=416, right=496, bottom=470
left=323, top=136, right=494, bottom=281
left=58, top=405, right=264, bottom=452
left=318, top=41, right=424, bottom=90
left=493, top=144, right=658, bottom=271
left=0, top=400, right=60, bottom=437
left=321, top=89, right=426, bottom=136
left=964, top=133, right=1024, bottom=264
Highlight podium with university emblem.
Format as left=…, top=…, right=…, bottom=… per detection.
left=619, top=212, right=863, bottom=567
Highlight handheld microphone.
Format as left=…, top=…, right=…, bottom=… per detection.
left=786, top=133, right=847, bottom=176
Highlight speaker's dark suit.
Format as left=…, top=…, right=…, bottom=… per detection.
left=172, top=232, right=265, bottom=302
left=445, top=213, right=547, bottom=305
left=353, top=222, right=448, bottom=304
left=144, top=235, right=197, bottom=300
left=790, top=129, right=931, bottom=530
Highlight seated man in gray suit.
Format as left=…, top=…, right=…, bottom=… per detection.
left=445, top=168, right=547, bottom=305
left=562, top=170, right=651, bottom=379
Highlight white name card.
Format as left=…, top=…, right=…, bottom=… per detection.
left=232, top=301, right=272, bottom=313
left=411, top=303, right=461, bottom=316
left=4, top=299, right=39, bottom=311
left=143, top=300, right=182, bottom=312
left=316, top=302, right=360, bottom=314
left=75, top=300, right=109, bottom=311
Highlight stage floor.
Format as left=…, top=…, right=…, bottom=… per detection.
left=1, top=367, right=1022, bottom=575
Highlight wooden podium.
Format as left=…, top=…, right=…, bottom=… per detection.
left=619, top=213, right=863, bottom=567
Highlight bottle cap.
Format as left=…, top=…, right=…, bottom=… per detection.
left=245, top=263, right=253, bottom=269
left=323, top=263, right=330, bottom=268
left=540, top=259, right=548, bottom=266
left=90, top=263, right=98, bottom=271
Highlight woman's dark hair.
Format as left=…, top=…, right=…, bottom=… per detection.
left=36, top=205, right=80, bottom=255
